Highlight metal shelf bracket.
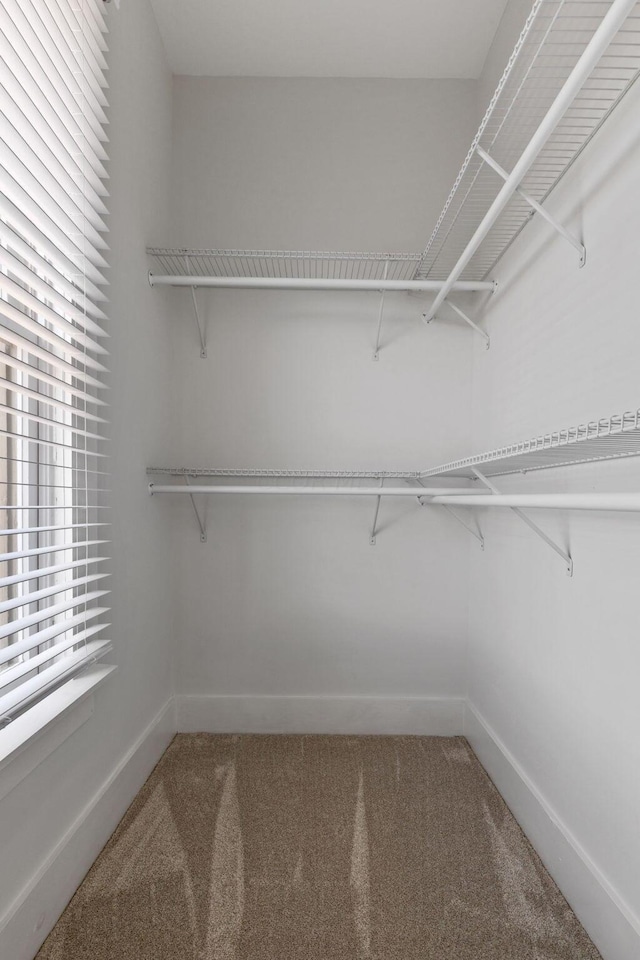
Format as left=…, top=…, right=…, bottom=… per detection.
left=150, top=479, right=206, bottom=540
left=372, top=261, right=389, bottom=361
left=422, top=298, right=490, bottom=350
left=184, top=476, right=207, bottom=542
left=473, top=468, right=573, bottom=576
left=415, top=480, right=484, bottom=548
left=369, top=479, right=384, bottom=545
left=184, top=258, right=207, bottom=358
left=441, top=504, right=485, bottom=550
left=476, top=147, right=586, bottom=267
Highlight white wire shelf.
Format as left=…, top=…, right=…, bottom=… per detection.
left=416, top=0, right=640, bottom=282
left=146, top=467, right=422, bottom=480
left=149, top=409, right=640, bottom=485
left=419, top=409, right=640, bottom=479
left=146, top=248, right=495, bottom=358
left=147, top=249, right=423, bottom=282
left=146, top=469, right=466, bottom=545
left=148, top=3, right=640, bottom=351
left=147, top=412, right=640, bottom=565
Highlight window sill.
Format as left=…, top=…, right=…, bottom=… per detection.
left=0, top=664, right=116, bottom=802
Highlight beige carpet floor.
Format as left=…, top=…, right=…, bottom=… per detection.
left=37, top=734, right=601, bottom=960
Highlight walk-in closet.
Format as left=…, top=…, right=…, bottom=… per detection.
left=0, top=1, right=639, bottom=958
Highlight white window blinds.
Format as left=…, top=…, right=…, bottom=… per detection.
left=0, top=0, right=111, bottom=728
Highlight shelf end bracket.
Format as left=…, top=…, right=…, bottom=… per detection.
left=370, top=479, right=384, bottom=544
left=441, top=504, right=485, bottom=550
left=472, top=468, right=572, bottom=576
left=184, top=476, right=207, bottom=542
left=424, top=299, right=490, bottom=350
left=476, top=147, right=586, bottom=267
left=372, top=261, right=390, bottom=361
left=415, top=479, right=484, bottom=549
left=184, top=257, right=208, bottom=358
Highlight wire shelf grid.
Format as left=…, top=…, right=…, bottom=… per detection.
left=416, top=0, right=640, bottom=281
left=146, top=249, right=422, bottom=282
left=419, top=409, right=640, bottom=478
left=146, top=469, right=422, bottom=489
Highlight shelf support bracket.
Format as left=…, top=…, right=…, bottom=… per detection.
left=472, top=468, right=573, bottom=576
left=372, top=261, right=389, bottom=361
left=476, top=147, right=586, bottom=267
left=369, top=479, right=384, bottom=545
left=184, top=476, right=207, bottom=542
left=414, top=479, right=484, bottom=548
left=423, top=298, right=490, bottom=349
left=440, top=505, right=485, bottom=549
left=184, top=257, right=208, bottom=358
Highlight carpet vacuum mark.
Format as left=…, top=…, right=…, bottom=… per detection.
left=37, top=734, right=601, bottom=960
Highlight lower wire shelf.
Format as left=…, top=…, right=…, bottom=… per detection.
left=419, top=409, right=640, bottom=479
left=146, top=469, right=478, bottom=547
left=148, top=411, right=640, bottom=573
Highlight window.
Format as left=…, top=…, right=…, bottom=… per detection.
left=0, top=0, right=111, bottom=733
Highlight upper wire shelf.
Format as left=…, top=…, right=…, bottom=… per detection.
left=145, top=248, right=495, bottom=359
left=147, top=249, right=422, bottom=282
left=146, top=467, right=421, bottom=481
left=419, top=409, right=640, bottom=479
left=416, top=0, right=640, bottom=282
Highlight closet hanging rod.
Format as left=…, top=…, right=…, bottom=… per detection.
left=424, top=493, right=640, bottom=513
left=148, top=275, right=496, bottom=293
left=423, top=0, right=638, bottom=322
left=148, top=485, right=640, bottom=511
left=148, top=485, right=486, bottom=497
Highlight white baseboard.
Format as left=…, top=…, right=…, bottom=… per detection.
left=7, top=694, right=635, bottom=960
left=0, top=696, right=176, bottom=960
left=464, top=701, right=640, bottom=960
left=176, top=693, right=466, bottom=736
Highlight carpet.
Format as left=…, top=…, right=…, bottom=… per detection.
left=36, top=734, right=601, bottom=959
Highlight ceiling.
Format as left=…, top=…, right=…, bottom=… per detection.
left=149, top=0, right=510, bottom=79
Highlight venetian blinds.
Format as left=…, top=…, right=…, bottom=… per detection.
left=0, top=0, right=111, bottom=728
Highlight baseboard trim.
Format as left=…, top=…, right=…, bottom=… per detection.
left=176, top=693, right=466, bottom=736
left=7, top=695, right=634, bottom=960
left=0, top=696, right=176, bottom=960
left=464, top=701, right=640, bottom=960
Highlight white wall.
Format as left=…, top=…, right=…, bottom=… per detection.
left=0, top=3, right=177, bottom=957
left=466, top=72, right=640, bottom=960
left=170, top=76, right=478, bottom=252
left=166, top=78, right=479, bottom=727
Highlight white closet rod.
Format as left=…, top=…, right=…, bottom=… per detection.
left=423, top=0, right=638, bottom=322
left=427, top=493, right=640, bottom=512
left=148, top=275, right=495, bottom=293
left=148, top=485, right=640, bottom=512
